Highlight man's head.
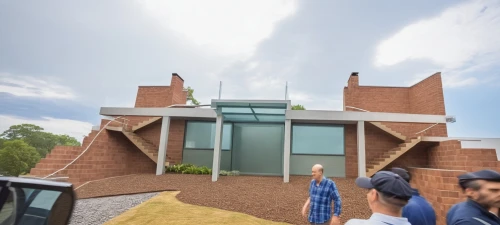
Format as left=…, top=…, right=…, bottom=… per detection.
left=355, top=171, right=413, bottom=215
left=391, top=167, right=411, bottom=183
left=312, top=164, right=324, bottom=181
left=458, top=170, right=500, bottom=208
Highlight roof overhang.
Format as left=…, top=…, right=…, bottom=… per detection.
left=100, top=106, right=449, bottom=124
left=285, top=110, right=448, bottom=123
left=100, top=107, right=216, bottom=118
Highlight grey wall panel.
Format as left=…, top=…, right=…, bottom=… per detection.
left=290, top=155, right=345, bottom=177
left=182, top=149, right=231, bottom=171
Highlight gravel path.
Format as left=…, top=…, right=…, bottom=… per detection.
left=69, top=192, right=159, bottom=225
left=76, top=174, right=371, bottom=225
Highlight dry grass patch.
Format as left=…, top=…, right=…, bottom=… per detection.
left=103, top=191, right=291, bottom=225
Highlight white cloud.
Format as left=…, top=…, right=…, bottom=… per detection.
left=375, top=0, right=500, bottom=87
left=136, top=0, right=298, bottom=58
left=0, top=115, right=93, bottom=143
left=0, top=72, right=75, bottom=99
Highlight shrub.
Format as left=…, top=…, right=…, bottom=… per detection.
left=165, top=164, right=239, bottom=176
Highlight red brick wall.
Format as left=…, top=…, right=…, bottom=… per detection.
left=167, top=119, right=185, bottom=164
left=365, top=122, right=401, bottom=165
left=31, top=119, right=156, bottom=187
left=134, top=86, right=172, bottom=108
left=135, top=120, right=162, bottom=148
left=169, top=74, right=188, bottom=105
left=409, top=72, right=446, bottom=115
left=344, top=86, right=410, bottom=113
left=134, top=118, right=186, bottom=165
left=343, top=72, right=448, bottom=138
left=428, top=140, right=500, bottom=172
left=345, top=124, right=358, bottom=177
left=409, top=167, right=467, bottom=225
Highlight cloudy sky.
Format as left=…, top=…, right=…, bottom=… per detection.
left=1, top=0, right=499, bottom=141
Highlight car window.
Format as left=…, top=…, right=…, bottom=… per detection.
left=0, top=187, right=63, bottom=225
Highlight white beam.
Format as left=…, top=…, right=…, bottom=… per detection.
left=100, top=107, right=217, bottom=118
left=283, top=119, right=291, bottom=183
left=211, top=114, right=224, bottom=182
left=357, top=121, right=366, bottom=177
left=156, top=116, right=170, bottom=175
left=286, top=110, right=447, bottom=124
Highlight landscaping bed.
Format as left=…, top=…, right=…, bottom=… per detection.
left=76, top=174, right=371, bottom=225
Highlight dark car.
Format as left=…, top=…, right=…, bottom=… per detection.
left=0, top=176, right=76, bottom=225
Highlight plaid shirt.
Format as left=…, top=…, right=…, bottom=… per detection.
left=308, top=177, right=342, bottom=223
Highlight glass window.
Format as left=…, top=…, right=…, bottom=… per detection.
left=292, top=124, right=344, bottom=155
left=184, top=121, right=232, bottom=150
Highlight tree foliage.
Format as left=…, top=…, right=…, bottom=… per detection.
left=0, top=124, right=81, bottom=158
left=186, top=86, right=200, bottom=105
left=292, top=104, right=306, bottom=110
left=0, top=140, right=41, bottom=176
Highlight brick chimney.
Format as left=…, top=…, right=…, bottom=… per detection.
left=170, top=73, right=187, bottom=105
left=347, top=72, right=359, bottom=88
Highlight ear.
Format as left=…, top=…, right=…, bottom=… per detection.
left=465, top=188, right=477, bottom=198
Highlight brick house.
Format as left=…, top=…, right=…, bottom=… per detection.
left=30, top=72, right=499, bottom=225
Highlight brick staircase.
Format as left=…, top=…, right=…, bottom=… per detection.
left=132, top=117, right=161, bottom=131
left=369, top=122, right=406, bottom=141
left=105, top=117, right=170, bottom=165
left=29, top=146, right=84, bottom=179
left=366, top=137, right=422, bottom=177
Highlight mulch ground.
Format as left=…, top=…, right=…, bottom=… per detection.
left=76, top=174, right=371, bottom=225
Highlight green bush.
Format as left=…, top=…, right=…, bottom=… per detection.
left=165, top=164, right=239, bottom=176
left=165, top=164, right=212, bottom=175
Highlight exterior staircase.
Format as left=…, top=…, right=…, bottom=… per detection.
left=369, top=122, right=406, bottom=141
left=105, top=117, right=170, bottom=165
left=132, top=117, right=161, bottom=131
left=366, top=137, right=421, bottom=177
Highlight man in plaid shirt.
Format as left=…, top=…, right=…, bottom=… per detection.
left=302, top=164, right=342, bottom=225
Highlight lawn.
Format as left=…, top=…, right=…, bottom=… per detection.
left=103, top=191, right=290, bottom=225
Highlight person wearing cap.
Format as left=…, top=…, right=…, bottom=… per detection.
left=391, top=167, right=436, bottom=225
left=345, top=171, right=413, bottom=225
left=447, top=169, right=500, bottom=225
left=301, top=164, right=342, bottom=225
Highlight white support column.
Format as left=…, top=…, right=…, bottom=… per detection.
left=212, top=114, right=224, bottom=182
left=156, top=116, right=171, bottom=175
left=283, top=119, right=291, bottom=183
left=357, top=121, right=366, bottom=177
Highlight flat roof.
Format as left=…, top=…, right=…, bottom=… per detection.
left=211, top=99, right=290, bottom=122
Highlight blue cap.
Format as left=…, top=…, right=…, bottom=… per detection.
left=355, top=171, right=413, bottom=200
left=458, top=169, right=500, bottom=188
left=391, top=167, right=410, bottom=182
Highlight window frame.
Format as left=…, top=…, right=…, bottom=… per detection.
left=291, top=123, right=345, bottom=156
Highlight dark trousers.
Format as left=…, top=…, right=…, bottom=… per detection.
left=310, top=219, right=330, bottom=225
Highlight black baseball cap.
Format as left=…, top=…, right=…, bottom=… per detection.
left=355, top=171, right=413, bottom=200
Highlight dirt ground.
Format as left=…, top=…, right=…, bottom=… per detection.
left=76, top=174, right=371, bottom=225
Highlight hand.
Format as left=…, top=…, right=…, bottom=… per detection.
left=330, top=216, right=340, bottom=225
left=301, top=207, right=307, bottom=218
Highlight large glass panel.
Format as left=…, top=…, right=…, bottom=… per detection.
left=255, top=114, right=286, bottom=122
left=292, top=124, right=344, bottom=155
left=252, top=108, right=286, bottom=114
left=221, top=107, right=253, bottom=113
left=223, top=114, right=258, bottom=122
left=184, top=121, right=232, bottom=150
left=232, top=123, right=284, bottom=175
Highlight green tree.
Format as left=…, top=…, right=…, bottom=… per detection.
left=56, top=134, right=81, bottom=146
left=0, top=140, right=41, bottom=176
left=186, top=86, right=200, bottom=105
left=292, top=104, right=306, bottom=110
left=0, top=124, right=81, bottom=157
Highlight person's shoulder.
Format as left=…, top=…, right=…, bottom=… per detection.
left=344, top=219, right=367, bottom=225
left=450, top=217, right=492, bottom=225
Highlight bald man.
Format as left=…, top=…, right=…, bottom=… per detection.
left=302, top=164, right=342, bottom=225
